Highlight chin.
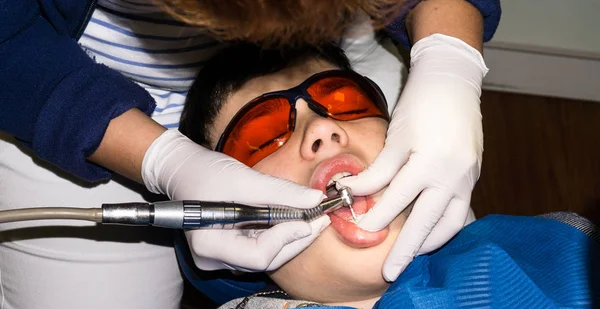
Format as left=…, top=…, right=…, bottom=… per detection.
left=345, top=261, right=388, bottom=288
left=269, top=206, right=407, bottom=304
left=337, top=235, right=393, bottom=283
left=328, top=214, right=406, bottom=285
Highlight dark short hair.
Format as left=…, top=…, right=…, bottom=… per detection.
left=179, top=43, right=352, bottom=148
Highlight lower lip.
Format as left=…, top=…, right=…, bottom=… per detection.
left=328, top=196, right=388, bottom=248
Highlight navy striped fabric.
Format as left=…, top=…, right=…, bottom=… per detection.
left=78, top=0, right=226, bottom=129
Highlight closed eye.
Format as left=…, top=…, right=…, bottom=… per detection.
left=331, top=108, right=369, bottom=117
left=249, top=131, right=288, bottom=154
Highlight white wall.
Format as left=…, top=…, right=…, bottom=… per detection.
left=482, top=0, right=600, bottom=102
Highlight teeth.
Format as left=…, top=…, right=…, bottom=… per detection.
left=326, top=172, right=352, bottom=187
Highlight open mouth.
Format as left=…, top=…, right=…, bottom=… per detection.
left=310, top=154, right=389, bottom=248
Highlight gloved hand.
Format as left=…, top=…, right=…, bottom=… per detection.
left=338, top=34, right=488, bottom=281
left=142, top=129, right=330, bottom=272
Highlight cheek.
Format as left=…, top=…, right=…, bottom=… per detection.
left=252, top=144, right=306, bottom=184
left=346, top=119, right=388, bottom=163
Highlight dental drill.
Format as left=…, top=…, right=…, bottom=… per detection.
left=0, top=186, right=354, bottom=229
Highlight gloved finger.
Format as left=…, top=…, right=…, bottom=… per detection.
left=266, top=215, right=331, bottom=270
left=172, top=153, right=325, bottom=208
left=188, top=222, right=312, bottom=271
left=418, top=198, right=469, bottom=254
left=465, top=207, right=477, bottom=225
left=227, top=163, right=326, bottom=208
left=184, top=229, right=236, bottom=271
left=188, top=217, right=330, bottom=272
left=188, top=255, right=233, bottom=272
left=356, top=157, right=426, bottom=231
left=188, top=249, right=268, bottom=273
left=336, top=143, right=409, bottom=196
left=143, top=131, right=325, bottom=208
left=381, top=189, right=452, bottom=281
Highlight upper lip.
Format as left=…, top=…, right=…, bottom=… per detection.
left=309, top=153, right=365, bottom=193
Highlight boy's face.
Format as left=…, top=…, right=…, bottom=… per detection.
left=208, top=59, right=408, bottom=304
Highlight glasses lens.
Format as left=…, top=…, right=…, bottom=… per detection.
left=221, top=97, right=292, bottom=167
left=307, top=75, right=387, bottom=121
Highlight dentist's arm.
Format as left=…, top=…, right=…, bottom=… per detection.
left=91, top=111, right=330, bottom=272
left=406, top=0, right=483, bottom=52
left=1, top=0, right=328, bottom=273
left=87, top=109, right=165, bottom=183
left=339, top=0, right=493, bottom=281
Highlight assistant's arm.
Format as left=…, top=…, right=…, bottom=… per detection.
left=406, top=0, right=484, bottom=52
left=0, top=0, right=159, bottom=182
left=338, top=0, right=501, bottom=281
left=1, top=1, right=333, bottom=274
left=386, top=0, right=501, bottom=49
left=88, top=110, right=165, bottom=183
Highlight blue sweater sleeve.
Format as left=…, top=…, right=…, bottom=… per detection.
left=385, top=0, right=501, bottom=48
left=0, top=0, right=156, bottom=182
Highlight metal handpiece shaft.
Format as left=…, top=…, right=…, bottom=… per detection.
left=181, top=201, right=313, bottom=229
left=101, top=187, right=354, bottom=229
left=102, top=201, right=319, bottom=229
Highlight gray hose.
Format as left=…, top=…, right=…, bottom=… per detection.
left=0, top=207, right=103, bottom=223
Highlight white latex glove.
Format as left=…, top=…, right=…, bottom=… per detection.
left=338, top=34, right=488, bottom=281
left=340, top=12, right=404, bottom=113
left=142, top=129, right=331, bottom=272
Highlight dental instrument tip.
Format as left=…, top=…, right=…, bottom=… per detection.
left=348, top=204, right=358, bottom=222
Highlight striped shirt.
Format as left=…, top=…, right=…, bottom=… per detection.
left=78, top=0, right=226, bottom=129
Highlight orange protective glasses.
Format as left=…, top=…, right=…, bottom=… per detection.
left=215, top=70, right=390, bottom=167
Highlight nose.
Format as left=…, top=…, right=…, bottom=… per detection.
left=299, top=114, right=349, bottom=161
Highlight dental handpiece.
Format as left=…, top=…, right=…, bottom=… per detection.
left=0, top=187, right=354, bottom=229
left=102, top=186, right=354, bottom=229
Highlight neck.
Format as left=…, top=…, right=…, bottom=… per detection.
left=326, top=296, right=381, bottom=309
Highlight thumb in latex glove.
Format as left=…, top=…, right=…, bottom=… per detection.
left=142, top=129, right=330, bottom=272
left=338, top=34, right=488, bottom=281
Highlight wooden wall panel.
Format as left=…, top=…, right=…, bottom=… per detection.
left=472, top=91, right=600, bottom=224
